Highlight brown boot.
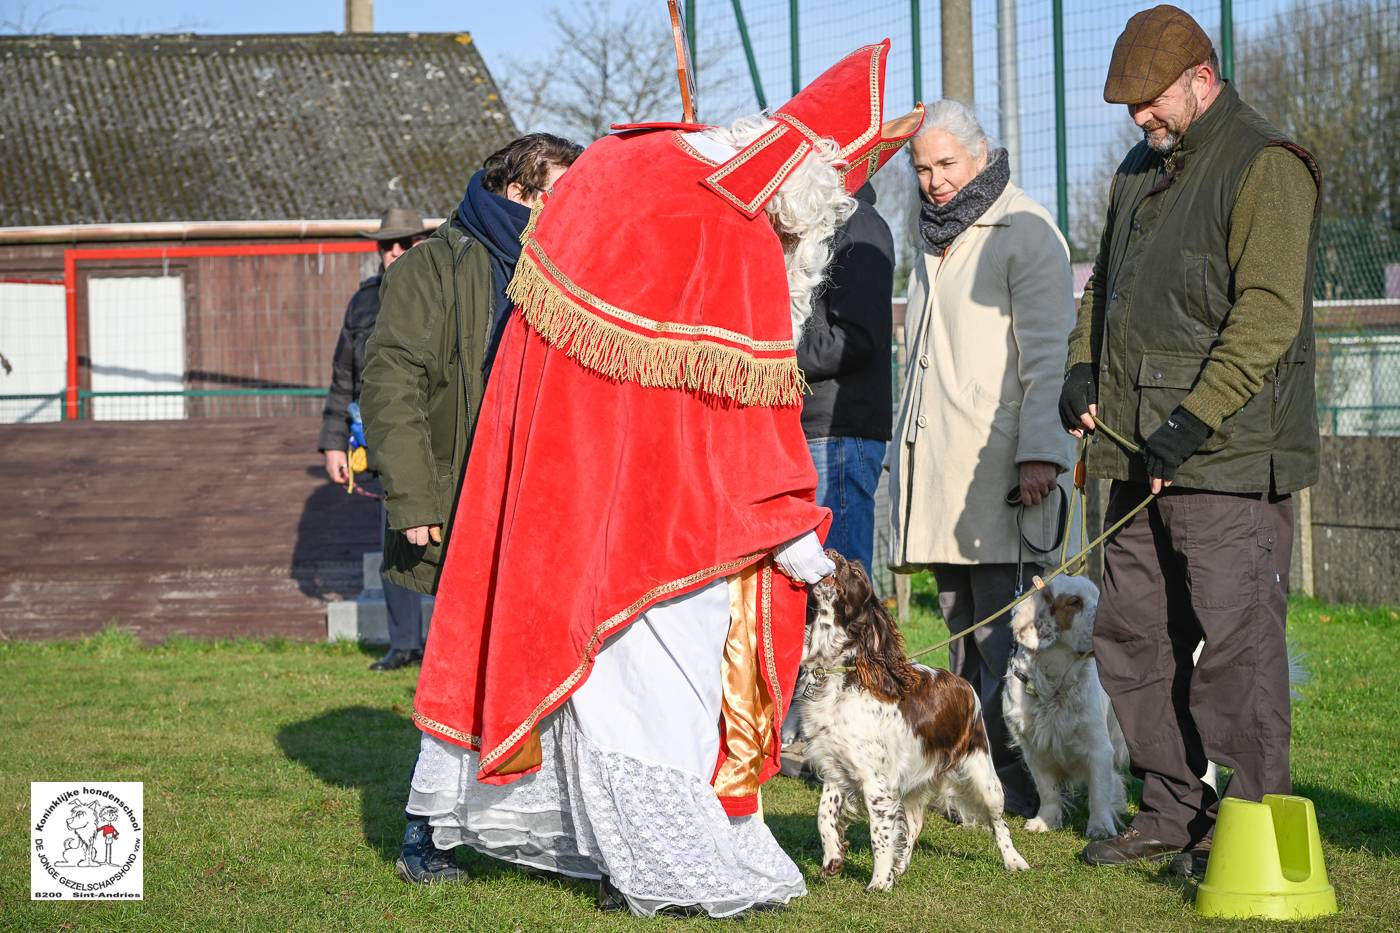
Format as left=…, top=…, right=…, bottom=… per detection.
left=1079, top=826, right=1180, bottom=866
left=1169, top=837, right=1212, bottom=879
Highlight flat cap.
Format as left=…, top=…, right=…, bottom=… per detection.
left=1104, top=5, right=1213, bottom=104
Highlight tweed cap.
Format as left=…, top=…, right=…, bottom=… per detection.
left=1104, top=5, right=1213, bottom=104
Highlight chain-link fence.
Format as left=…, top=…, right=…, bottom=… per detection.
left=691, top=0, right=1398, bottom=434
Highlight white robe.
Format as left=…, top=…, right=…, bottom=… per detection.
left=407, top=578, right=807, bottom=918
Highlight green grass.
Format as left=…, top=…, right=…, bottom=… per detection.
left=2, top=593, right=1397, bottom=932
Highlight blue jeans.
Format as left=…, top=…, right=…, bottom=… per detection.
left=808, top=436, right=885, bottom=576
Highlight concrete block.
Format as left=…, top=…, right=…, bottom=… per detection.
left=362, top=551, right=383, bottom=592
left=325, top=594, right=390, bottom=645
left=325, top=591, right=433, bottom=645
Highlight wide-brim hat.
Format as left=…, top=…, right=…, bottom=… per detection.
left=359, top=206, right=428, bottom=241
left=701, top=39, right=924, bottom=218
left=1104, top=4, right=1213, bottom=104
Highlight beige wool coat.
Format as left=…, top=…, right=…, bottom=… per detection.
left=888, top=182, right=1077, bottom=569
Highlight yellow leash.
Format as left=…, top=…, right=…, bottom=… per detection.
left=808, top=416, right=1153, bottom=677
left=905, top=415, right=1148, bottom=662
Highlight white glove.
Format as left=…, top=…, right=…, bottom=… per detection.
left=773, top=530, right=835, bottom=584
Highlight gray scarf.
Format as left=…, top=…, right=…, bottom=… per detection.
left=919, top=148, right=1010, bottom=254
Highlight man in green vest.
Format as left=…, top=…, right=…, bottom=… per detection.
left=1058, top=5, right=1320, bottom=879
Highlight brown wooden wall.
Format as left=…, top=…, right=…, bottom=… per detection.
left=0, top=416, right=381, bottom=641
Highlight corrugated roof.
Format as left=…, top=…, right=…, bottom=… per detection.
left=0, top=33, right=518, bottom=226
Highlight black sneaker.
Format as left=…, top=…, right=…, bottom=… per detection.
left=394, top=818, right=467, bottom=884
left=596, top=875, right=629, bottom=912
left=596, top=876, right=705, bottom=917
left=1079, top=826, right=1180, bottom=867
left=370, top=648, right=423, bottom=672
left=1169, top=838, right=1211, bottom=879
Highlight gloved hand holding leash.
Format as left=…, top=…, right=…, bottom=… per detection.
left=1058, top=364, right=1213, bottom=494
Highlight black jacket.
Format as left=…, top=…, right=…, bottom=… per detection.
left=317, top=272, right=382, bottom=453
left=797, top=184, right=895, bottom=441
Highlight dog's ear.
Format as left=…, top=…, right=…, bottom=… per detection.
left=1012, top=587, right=1054, bottom=650
left=1051, top=594, right=1084, bottom=632
left=849, top=598, right=916, bottom=702
left=837, top=560, right=875, bottom=630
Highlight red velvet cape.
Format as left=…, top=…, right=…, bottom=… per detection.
left=412, top=128, right=827, bottom=803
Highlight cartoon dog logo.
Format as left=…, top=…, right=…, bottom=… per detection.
left=53, top=800, right=103, bottom=867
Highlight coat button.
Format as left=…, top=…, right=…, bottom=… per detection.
left=1110, top=291, right=1119, bottom=301
left=918, top=354, right=930, bottom=368
left=916, top=415, right=928, bottom=428
left=1153, top=371, right=1163, bottom=381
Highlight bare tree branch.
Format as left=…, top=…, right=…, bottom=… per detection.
left=501, top=1, right=740, bottom=142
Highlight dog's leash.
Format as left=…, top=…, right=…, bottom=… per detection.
left=812, top=415, right=1155, bottom=677
left=905, top=415, right=1152, bottom=662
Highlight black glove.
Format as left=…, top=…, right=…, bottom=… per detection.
left=1058, top=362, right=1097, bottom=432
left=1143, top=406, right=1213, bottom=481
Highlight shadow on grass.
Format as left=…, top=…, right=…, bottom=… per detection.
left=274, top=706, right=601, bottom=897
left=1295, top=782, right=1399, bottom=857
left=277, top=705, right=418, bottom=864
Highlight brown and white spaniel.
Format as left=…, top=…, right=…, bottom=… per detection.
left=801, top=552, right=1029, bottom=890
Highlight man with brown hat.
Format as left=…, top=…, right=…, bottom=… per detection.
left=318, top=207, right=429, bottom=672
left=1059, top=4, right=1321, bottom=878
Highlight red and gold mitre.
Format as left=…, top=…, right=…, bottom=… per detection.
left=702, top=39, right=925, bottom=217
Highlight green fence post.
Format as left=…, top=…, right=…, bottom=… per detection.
left=730, top=0, right=768, bottom=110
left=1219, top=0, right=1234, bottom=81
left=911, top=0, right=922, bottom=107
left=685, top=0, right=697, bottom=76
left=1052, top=0, right=1069, bottom=236
left=789, top=0, right=800, bottom=96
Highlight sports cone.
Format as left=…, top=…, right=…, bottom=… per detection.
left=1194, top=794, right=1338, bottom=920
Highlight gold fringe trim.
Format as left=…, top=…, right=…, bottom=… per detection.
left=506, top=254, right=807, bottom=407
left=518, top=200, right=543, bottom=246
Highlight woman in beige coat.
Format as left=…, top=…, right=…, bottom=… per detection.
left=888, top=100, right=1076, bottom=816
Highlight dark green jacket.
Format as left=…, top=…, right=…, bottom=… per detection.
left=1068, top=83, right=1322, bottom=494
left=360, top=221, right=494, bottom=594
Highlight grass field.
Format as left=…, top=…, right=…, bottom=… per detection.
left=3, top=587, right=1397, bottom=931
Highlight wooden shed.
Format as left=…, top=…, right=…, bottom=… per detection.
left=0, top=31, right=516, bottom=422
left=0, top=31, right=517, bottom=640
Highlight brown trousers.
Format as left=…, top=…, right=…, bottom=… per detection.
left=934, top=563, right=1040, bottom=817
left=1095, top=481, right=1293, bottom=847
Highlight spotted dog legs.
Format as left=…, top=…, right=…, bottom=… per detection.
left=863, top=779, right=906, bottom=891
left=961, top=750, right=1030, bottom=871
left=818, top=781, right=852, bottom=877
left=894, top=798, right=926, bottom=876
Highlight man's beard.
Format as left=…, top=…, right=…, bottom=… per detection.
left=1142, top=93, right=1199, bottom=154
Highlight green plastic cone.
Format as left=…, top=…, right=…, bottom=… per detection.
left=1194, top=794, right=1338, bottom=920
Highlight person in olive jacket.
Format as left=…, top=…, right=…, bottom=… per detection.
left=318, top=207, right=428, bottom=673
left=1059, top=6, right=1320, bottom=879
left=359, top=132, right=582, bottom=885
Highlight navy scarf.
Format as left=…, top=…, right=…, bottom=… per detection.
left=455, top=169, right=531, bottom=377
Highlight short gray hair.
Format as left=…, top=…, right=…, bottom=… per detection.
left=918, top=99, right=989, bottom=156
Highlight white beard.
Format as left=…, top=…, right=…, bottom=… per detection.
left=683, top=130, right=853, bottom=344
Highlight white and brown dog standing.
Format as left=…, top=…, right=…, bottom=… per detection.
left=801, top=552, right=1029, bottom=890
left=1004, top=574, right=1128, bottom=838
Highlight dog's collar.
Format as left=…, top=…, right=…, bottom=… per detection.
left=1011, top=647, right=1094, bottom=699
left=802, top=664, right=855, bottom=700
